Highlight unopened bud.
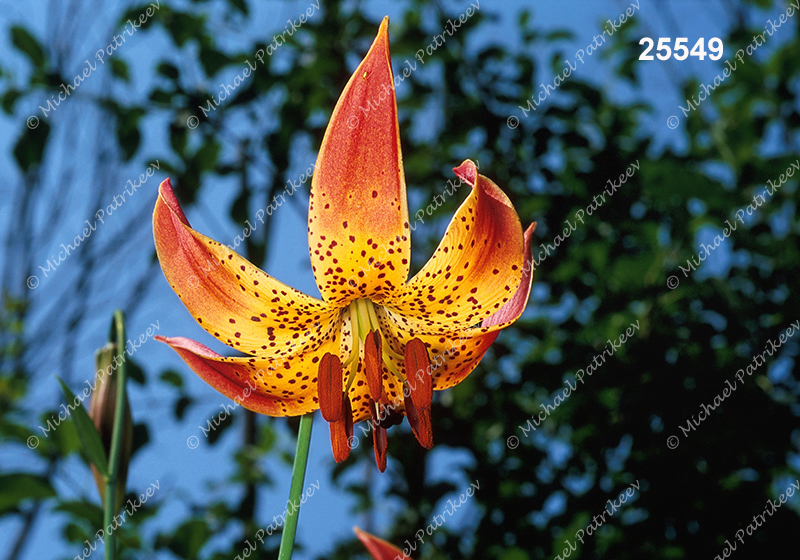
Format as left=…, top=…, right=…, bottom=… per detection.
left=89, top=343, right=133, bottom=513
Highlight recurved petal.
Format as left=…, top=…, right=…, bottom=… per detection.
left=381, top=160, right=524, bottom=334
left=154, top=179, right=339, bottom=358
left=354, top=527, right=410, bottom=560
left=308, top=17, right=410, bottom=306
left=483, top=222, right=536, bottom=329
left=375, top=219, right=534, bottom=389
left=155, top=324, right=341, bottom=416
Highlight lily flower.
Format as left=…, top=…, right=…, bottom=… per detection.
left=152, top=17, right=535, bottom=472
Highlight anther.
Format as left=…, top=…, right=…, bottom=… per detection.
left=318, top=352, right=343, bottom=422
left=330, top=396, right=353, bottom=463
left=364, top=329, right=384, bottom=403
left=404, top=338, right=433, bottom=448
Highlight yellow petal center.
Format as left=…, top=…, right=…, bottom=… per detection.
left=343, top=299, right=404, bottom=393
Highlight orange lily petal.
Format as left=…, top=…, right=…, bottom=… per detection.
left=153, top=179, right=338, bottom=358
left=483, top=221, right=537, bottom=328
left=308, top=16, right=410, bottom=306
left=354, top=527, right=411, bottom=560
left=376, top=222, right=536, bottom=389
left=155, top=323, right=341, bottom=416
left=381, top=160, right=524, bottom=334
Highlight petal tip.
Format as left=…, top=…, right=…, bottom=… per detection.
left=158, top=177, right=173, bottom=195
left=367, top=16, right=392, bottom=68
left=453, top=160, right=478, bottom=186
left=354, top=526, right=409, bottom=560
left=155, top=177, right=190, bottom=226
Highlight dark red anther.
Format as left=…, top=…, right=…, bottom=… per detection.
left=364, top=330, right=384, bottom=403
left=318, top=352, right=343, bottom=422
left=330, top=396, right=354, bottom=463
left=404, top=338, right=433, bottom=449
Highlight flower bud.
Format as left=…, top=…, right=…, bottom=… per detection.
left=89, top=343, right=133, bottom=513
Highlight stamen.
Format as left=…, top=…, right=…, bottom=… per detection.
left=355, top=299, right=372, bottom=339
left=366, top=299, right=381, bottom=332
left=381, top=350, right=404, bottom=381
left=342, top=303, right=361, bottom=395
left=342, top=303, right=360, bottom=367
left=404, top=338, right=433, bottom=449
left=366, top=300, right=405, bottom=381
left=364, top=330, right=384, bottom=402
left=368, top=398, right=388, bottom=472
left=344, top=355, right=359, bottom=393
left=330, top=397, right=353, bottom=463
left=318, top=353, right=343, bottom=422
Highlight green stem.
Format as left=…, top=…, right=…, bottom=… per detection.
left=103, top=310, right=127, bottom=560
left=277, top=413, right=314, bottom=560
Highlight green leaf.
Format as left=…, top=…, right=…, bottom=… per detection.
left=166, top=11, right=206, bottom=47
left=119, top=4, right=160, bottom=31
left=132, top=422, right=150, bottom=457
left=1, top=89, right=22, bottom=114
left=159, top=369, right=184, bottom=388
left=174, top=396, right=192, bottom=420
left=11, top=26, right=46, bottom=69
left=499, top=548, right=531, bottom=560
left=0, top=474, right=56, bottom=514
left=13, top=118, right=50, bottom=172
left=110, top=58, right=130, bottom=82
left=194, top=138, right=220, bottom=172
left=55, top=500, right=104, bottom=527
left=207, top=412, right=234, bottom=444
left=227, top=0, right=249, bottom=16
left=198, top=45, right=231, bottom=77
left=157, top=62, right=179, bottom=80
left=158, top=519, right=212, bottom=558
left=113, top=106, right=144, bottom=161
left=57, top=378, right=109, bottom=476
left=127, top=359, right=146, bottom=385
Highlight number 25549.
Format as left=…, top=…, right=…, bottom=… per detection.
left=639, top=38, right=723, bottom=61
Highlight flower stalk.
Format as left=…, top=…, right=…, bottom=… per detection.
left=277, top=413, right=314, bottom=560
left=103, top=310, right=128, bottom=560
